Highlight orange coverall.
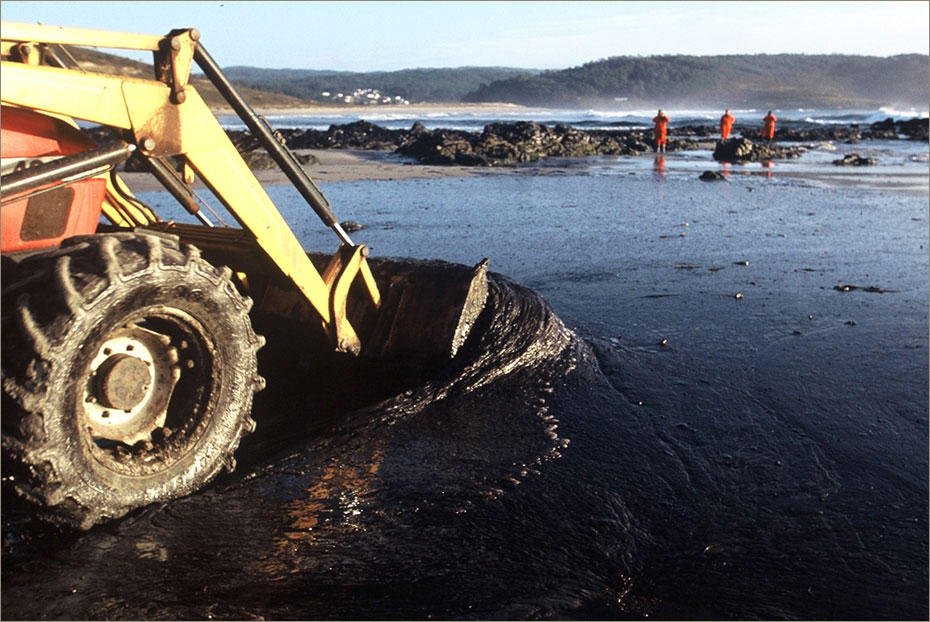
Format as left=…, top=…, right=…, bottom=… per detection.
left=720, top=112, right=735, bottom=140
left=653, top=113, right=670, bottom=147
left=762, top=112, right=777, bottom=140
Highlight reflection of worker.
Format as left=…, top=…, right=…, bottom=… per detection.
left=653, top=155, right=666, bottom=177
left=652, top=109, right=670, bottom=153
left=762, top=110, right=777, bottom=144
left=719, top=109, right=735, bottom=141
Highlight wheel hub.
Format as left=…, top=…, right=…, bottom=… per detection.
left=94, top=354, right=151, bottom=411
left=82, top=325, right=181, bottom=445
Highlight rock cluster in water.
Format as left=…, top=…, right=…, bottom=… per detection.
left=240, top=120, right=674, bottom=166
left=234, top=120, right=726, bottom=166
left=868, top=117, right=929, bottom=141
left=712, top=137, right=804, bottom=163
left=397, top=121, right=663, bottom=165
left=699, top=170, right=728, bottom=181
left=832, top=153, right=878, bottom=166
left=258, top=116, right=924, bottom=167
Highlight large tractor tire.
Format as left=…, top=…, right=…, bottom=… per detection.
left=1, top=232, right=265, bottom=529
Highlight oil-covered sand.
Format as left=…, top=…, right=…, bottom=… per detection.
left=3, top=153, right=928, bottom=620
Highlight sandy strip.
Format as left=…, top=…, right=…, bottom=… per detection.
left=119, top=149, right=479, bottom=192
left=292, top=149, right=479, bottom=183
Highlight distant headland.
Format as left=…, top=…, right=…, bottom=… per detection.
left=69, top=47, right=928, bottom=111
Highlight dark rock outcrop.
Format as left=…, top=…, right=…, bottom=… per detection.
left=713, top=137, right=803, bottom=163
left=224, top=130, right=318, bottom=168
left=736, top=118, right=927, bottom=143
left=832, top=153, right=878, bottom=166
left=395, top=122, right=705, bottom=166
left=396, top=127, right=488, bottom=165
left=699, top=170, right=727, bottom=181
left=881, top=117, right=929, bottom=141
left=323, top=120, right=408, bottom=150
left=249, top=121, right=413, bottom=151
left=739, top=126, right=864, bottom=142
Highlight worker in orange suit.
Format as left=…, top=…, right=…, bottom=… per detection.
left=720, top=109, right=735, bottom=141
left=652, top=109, right=670, bottom=153
left=762, top=110, right=777, bottom=144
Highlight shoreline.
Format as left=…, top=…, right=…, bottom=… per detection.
left=118, top=147, right=929, bottom=196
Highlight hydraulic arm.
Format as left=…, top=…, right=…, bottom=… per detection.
left=1, top=21, right=488, bottom=530
left=0, top=22, right=379, bottom=353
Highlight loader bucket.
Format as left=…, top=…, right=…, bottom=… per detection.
left=235, top=251, right=494, bottom=428
left=363, top=256, right=490, bottom=370
left=291, top=251, right=490, bottom=376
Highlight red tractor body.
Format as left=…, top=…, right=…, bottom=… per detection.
left=1, top=107, right=106, bottom=253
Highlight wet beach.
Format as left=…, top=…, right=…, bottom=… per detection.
left=3, top=142, right=928, bottom=619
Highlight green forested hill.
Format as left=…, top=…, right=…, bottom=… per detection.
left=222, top=66, right=535, bottom=103
left=462, top=54, right=929, bottom=108
left=64, top=47, right=316, bottom=109
left=56, top=47, right=928, bottom=109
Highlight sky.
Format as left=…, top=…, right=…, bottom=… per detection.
left=1, top=1, right=928, bottom=71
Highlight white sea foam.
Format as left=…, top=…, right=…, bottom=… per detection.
left=870, top=106, right=930, bottom=122
left=219, top=107, right=927, bottom=132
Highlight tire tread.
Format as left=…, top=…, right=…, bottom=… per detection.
left=2, top=232, right=263, bottom=529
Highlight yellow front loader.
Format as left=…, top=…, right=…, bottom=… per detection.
left=0, top=23, right=488, bottom=529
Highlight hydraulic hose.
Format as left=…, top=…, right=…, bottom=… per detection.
left=1, top=141, right=133, bottom=201
left=193, top=42, right=354, bottom=245
left=140, top=155, right=214, bottom=226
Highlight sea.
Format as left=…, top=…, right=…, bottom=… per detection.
left=216, top=105, right=929, bottom=132
left=2, top=107, right=928, bottom=620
